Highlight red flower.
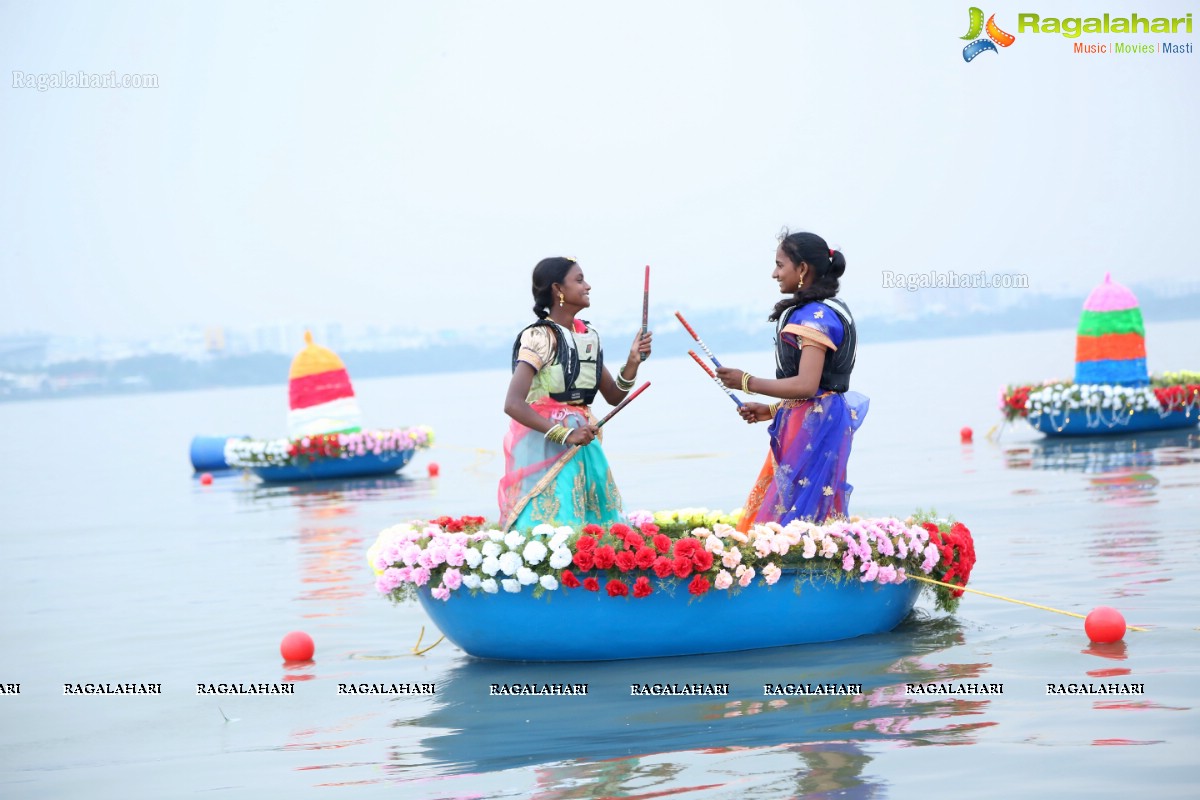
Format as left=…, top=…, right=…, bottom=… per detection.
left=639, top=522, right=661, bottom=537
left=561, top=570, right=581, bottom=588
left=672, top=555, right=694, bottom=579
left=607, top=579, right=629, bottom=597
left=582, top=524, right=604, bottom=537
left=692, top=549, right=714, bottom=571
left=633, top=576, right=652, bottom=598
left=577, top=535, right=598, bottom=551
left=583, top=577, right=600, bottom=592
left=615, top=551, right=637, bottom=572
left=462, top=515, right=486, bottom=526
left=652, top=534, right=671, bottom=554
left=609, top=523, right=632, bottom=538
left=433, top=516, right=453, bottom=527
left=623, top=532, right=645, bottom=550
left=674, top=538, right=701, bottom=559
left=593, top=545, right=617, bottom=570
left=572, top=550, right=595, bottom=571
left=652, top=557, right=675, bottom=578
left=634, top=546, right=657, bottom=570
left=446, top=519, right=464, bottom=533
left=688, top=574, right=711, bottom=595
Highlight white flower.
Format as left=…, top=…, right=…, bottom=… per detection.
left=486, top=530, right=505, bottom=542
left=481, top=578, right=499, bottom=594
left=548, top=548, right=573, bottom=569
left=481, top=541, right=502, bottom=559
left=462, top=574, right=482, bottom=590
left=516, top=566, right=538, bottom=585
left=502, top=578, right=521, bottom=593
left=549, top=530, right=571, bottom=550
left=532, top=523, right=556, bottom=537
left=498, top=551, right=523, bottom=576
left=481, top=556, right=501, bottom=576
left=539, top=575, right=559, bottom=591
left=504, top=531, right=526, bottom=550
left=464, top=548, right=483, bottom=568
left=522, top=540, right=549, bottom=565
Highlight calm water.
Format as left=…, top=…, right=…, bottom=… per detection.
left=2, top=323, right=1199, bottom=798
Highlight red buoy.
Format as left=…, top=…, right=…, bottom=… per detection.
left=427, top=462, right=440, bottom=478
left=199, top=472, right=214, bottom=485
left=280, top=631, right=315, bottom=662
left=960, top=426, right=973, bottom=443
left=1084, top=606, right=1126, bottom=643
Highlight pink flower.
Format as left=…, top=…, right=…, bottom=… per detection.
left=714, top=570, right=734, bottom=590
left=432, top=586, right=451, bottom=601
left=445, top=545, right=467, bottom=567
left=443, top=568, right=462, bottom=590
left=842, top=554, right=855, bottom=571
left=412, top=567, right=431, bottom=586
left=721, top=549, right=742, bottom=569
left=861, top=562, right=879, bottom=583
left=737, top=567, right=756, bottom=588
left=762, top=563, right=782, bottom=585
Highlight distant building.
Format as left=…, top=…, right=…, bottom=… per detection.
left=0, top=333, right=50, bottom=370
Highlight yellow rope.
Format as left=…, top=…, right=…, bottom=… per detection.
left=906, top=574, right=1148, bottom=632
left=411, top=624, right=445, bottom=655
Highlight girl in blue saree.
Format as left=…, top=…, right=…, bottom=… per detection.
left=717, top=231, right=868, bottom=531
left=498, top=257, right=652, bottom=531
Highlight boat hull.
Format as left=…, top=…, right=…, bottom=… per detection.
left=417, top=572, right=922, bottom=662
left=250, top=449, right=414, bottom=483
left=1030, top=408, right=1198, bottom=437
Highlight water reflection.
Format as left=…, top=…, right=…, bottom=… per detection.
left=242, top=473, right=434, bottom=509
left=1003, top=429, right=1200, bottom=505
left=389, top=615, right=994, bottom=794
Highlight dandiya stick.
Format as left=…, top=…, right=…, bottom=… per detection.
left=906, top=574, right=1149, bottom=632
left=689, top=350, right=744, bottom=408
left=675, top=311, right=723, bottom=368
left=639, top=265, right=650, bottom=362
left=503, top=382, right=651, bottom=530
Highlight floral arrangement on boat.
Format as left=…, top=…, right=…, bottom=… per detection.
left=226, top=426, right=435, bottom=467
left=999, top=274, right=1198, bottom=436
left=367, top=509, right=976, bottom=614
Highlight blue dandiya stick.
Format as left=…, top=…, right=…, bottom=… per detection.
left=675, top=311, right=723, bottom=368
left=689, top=351, right=744, bottom=408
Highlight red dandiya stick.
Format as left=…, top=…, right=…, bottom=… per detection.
left=597, top=381, right=650, bottom=427
left=689, top=351, right=744, bottom=408
left=675, top=311, right=723, bottom=367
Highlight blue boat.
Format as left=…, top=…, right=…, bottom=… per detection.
left=249, top=448, right=415, bottom=483
left=417, top=570, right=921, bottom=662
left=1029, top=408, right=1198, bottom=437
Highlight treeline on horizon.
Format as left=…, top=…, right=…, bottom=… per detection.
left=4, top=291, right=1198, bottom=403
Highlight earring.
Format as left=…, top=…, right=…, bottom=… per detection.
left=559, top=292, right=565, bottom=307
left=797, top=279, right=804, bottom=290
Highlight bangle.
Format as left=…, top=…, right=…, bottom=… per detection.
left=544, top=424, right=570, bottom=445
left=615, top=368, right=636, bottom=391
left=741, top=373, right=755, bottom=394
left=768, top=402, right=780, bottom=415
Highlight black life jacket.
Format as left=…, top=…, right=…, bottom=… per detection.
left=774, top=298, right=857, bottom=392
left=511, top=319, right=604, bottom=404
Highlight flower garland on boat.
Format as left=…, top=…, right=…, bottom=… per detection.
left=1000, top=373, right=1200, bottom=423
left=367, top=510, right=976, bottom=613
left=226, top=425, right=434, bottom=468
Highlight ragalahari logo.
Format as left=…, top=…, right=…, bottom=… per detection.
left=961, top=7, right=1016, bottom=61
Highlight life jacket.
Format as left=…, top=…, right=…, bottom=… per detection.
left=774, top=298, right=857, bottom=392
left=511, top=319, right=604, bottom=404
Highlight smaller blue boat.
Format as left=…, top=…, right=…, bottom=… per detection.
left=417, top=571, right=921, bottom=662
left=249, top=448, right=416, bottom=483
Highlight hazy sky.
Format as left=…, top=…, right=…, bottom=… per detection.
left=3, top=0, right=1198, bottom=340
